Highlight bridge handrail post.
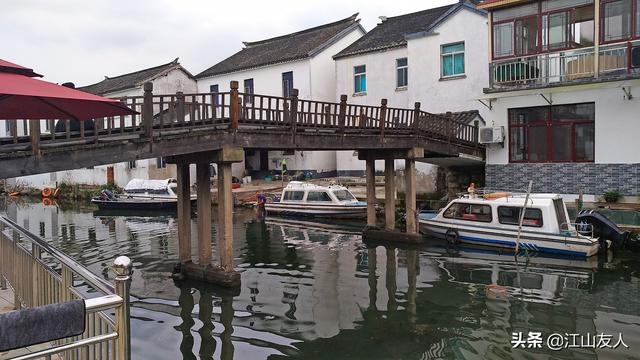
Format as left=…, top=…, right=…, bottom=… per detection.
left=176, top=91, right=185, bottom=125
left=230, top=81, right=239, bottom=129
left=338, top=95, right=347, bottom=133
left=290, top=89, right=299, bottom=134
left=29, top=120, right=40, bottom=156
left=412, top=102, right=421, bottom=133
left=379, top=99, right=387, bottom=137
left=446, top=112, right=453, bottom=145
left=143, top=82, right=154, bottom=139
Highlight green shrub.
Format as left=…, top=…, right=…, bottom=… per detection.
left=93, top=183, right=122, bottom=196
left=603, top=189, right=622, bottom=203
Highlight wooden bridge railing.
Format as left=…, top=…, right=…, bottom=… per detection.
left=0, top=81, right=481, bottom=156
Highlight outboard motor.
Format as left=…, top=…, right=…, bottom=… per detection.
left=575, top=209, right=631, bottom=249
left=100, top=189, right=115, bottom=201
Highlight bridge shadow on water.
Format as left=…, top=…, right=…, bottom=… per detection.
left=2, top=198, right=640, bottom=359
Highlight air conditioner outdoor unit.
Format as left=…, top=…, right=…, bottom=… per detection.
left=631, top=46, right=640, bottom=68
left=479, top=126, right=505, bottom=144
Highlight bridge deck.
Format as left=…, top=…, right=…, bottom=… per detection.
left=0, top=83, right=484, bottom=178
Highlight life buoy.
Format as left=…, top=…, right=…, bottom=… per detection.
left=42, top=198, right=52, bottom=206
left=445, top=228, right=459, bottom=245
left=42, top=187, right=53, bottom=198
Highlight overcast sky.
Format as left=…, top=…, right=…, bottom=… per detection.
left=2, top=0, right=457, bottom=86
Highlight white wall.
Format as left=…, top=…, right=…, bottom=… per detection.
left=334, top=7, right=488, bottom=185
left=485, top=80, right=640, bottom=165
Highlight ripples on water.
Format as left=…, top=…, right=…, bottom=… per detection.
left=2, top=198, right=640, bottom=359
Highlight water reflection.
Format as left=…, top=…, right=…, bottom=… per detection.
left=1, top=198, right=639, bottom=360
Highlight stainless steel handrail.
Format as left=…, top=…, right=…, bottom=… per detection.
left=0, top=215, right=114, bottom=294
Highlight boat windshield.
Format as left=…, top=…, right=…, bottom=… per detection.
left=333, top=190, right=355, bottom=201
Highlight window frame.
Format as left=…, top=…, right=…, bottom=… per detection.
left=396, top=58, right=408, bottom=88
left=508, top=102, right=595, bottom=163
left=600, top=0, right=638, bottom=44
left=354, top=65, right=367, bottom=94
left=282, top=71, right=294, bottom=98
left=441, top=42, right=466, bottom=78
left=156, top=157, right=167, bottom=169
left=491, top=1, right=599, bottom=60
left=497, top=206, right=544, bottom=227
left=442, top=202, right=493, bottom=223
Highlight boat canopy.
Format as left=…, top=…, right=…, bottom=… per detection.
left=124, top=178, right=176, bottom=192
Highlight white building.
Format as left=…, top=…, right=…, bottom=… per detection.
left=478, top=0, right=640, bottom=201
left=195, top=14, right=365, bottom=178
left=4, top=59, right=197, bottom=189
left=333, top=1, right=488, bottom=192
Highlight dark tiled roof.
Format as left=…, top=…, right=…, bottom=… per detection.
left=334, top=3, right=458, bottom=59
left=438, top=110, right=485, bottom=125
left=195, top=14, right=362, bottom=79
left=79, top=59, right=191, bottom=95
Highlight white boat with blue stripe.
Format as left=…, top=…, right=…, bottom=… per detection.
left=265, top=182, right=367, bottom=218
left=418, top=192, right=601, bottom=257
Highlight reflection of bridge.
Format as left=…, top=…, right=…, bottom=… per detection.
left=1, top=80, right=485, bottom=287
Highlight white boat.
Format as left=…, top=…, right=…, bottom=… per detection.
left=91, top=178, right=195, bottom=210
left=418, top=191, right=602, bottom=257
left=265, top=182, right=367, bottom=218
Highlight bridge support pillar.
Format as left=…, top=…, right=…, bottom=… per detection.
left=168, top=147, right=244, bottom=288
left=405, top=159, right=417, bottom=234
left=384, top=159, right=396, bottom=231
left=365, top=158, right=376, bottom=226
left=176, top=163, right=191, bottom=263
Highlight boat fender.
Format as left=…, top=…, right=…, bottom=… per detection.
left=42, top=187, right=53, bottom=198
left=445, top=229, right=459, bottom=245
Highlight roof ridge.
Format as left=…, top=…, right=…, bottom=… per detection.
left=96, top=58, right=179, bottom=83
left=243, top=13, right=358, bottom=48
left=384, top=3, right=456, bottom=21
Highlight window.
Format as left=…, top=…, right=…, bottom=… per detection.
left=306, top=191, right=332, bottom=202
left=128, top=160, right=137, bottom=169
left=396, top=58, right=408, bottom=87
left=494, top=23, right=514, bottom=57
left=156, top=157, right=166, bottom=168
left=333, top=190, right=356, bottom=201
left=602, top=0, right=632, bottom=41
left=443, top=203, right=493, bottom=222
left=515, top=16, right=539, bottom=55
left=243, top=78, right=254, bottom=105
left=354, top=65, right=366, bottom=93
left=210, top=84, right=219, bottom=106
left=498, top=206, right=543, bottom=227
left=492, top=1, right=596, bottom=59
left=508, top=103, right=595, bottom=163
left=441, top=43, right=465, bottom=77
left=283, top=191, right=304, bottom=201
left=282, top=71, right=293, bottom=97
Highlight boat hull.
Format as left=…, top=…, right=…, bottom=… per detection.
left=419, top=219, right=600, bottom=257
left=91, top=198, right=178, bottom=211
left=265, top=203, right=367, bottom=218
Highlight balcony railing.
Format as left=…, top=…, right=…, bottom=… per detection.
left=489, top=41, right=639, bottom=90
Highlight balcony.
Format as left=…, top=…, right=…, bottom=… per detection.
left=488, top=41, right=640, bottom=92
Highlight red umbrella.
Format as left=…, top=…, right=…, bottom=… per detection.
left=0, top=59, right=136, bottom=120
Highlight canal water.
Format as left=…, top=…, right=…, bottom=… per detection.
left=1, top=198, right=640, bottom=360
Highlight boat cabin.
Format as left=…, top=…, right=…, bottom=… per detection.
left=279, top=182, right=358, bottom=204
left=437, top=193, right=575, bottom=236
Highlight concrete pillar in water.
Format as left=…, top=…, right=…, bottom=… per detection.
left=365, top=158, right=376, bottom=226
left=217, top=162, right=234, bottom=270
left=405, top=159, right=417, bottom=234
left=176, top=163, right=192, bottom=263
left=196, top=163, right=212, bottom=266
left=384, top=158, right=395, bottom=230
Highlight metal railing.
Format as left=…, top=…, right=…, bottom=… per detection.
left=0, top=215, right=132, bottom=360
left=490, top=41, right=639, bottom=89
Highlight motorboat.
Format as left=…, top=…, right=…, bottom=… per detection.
left=418, top=191, right=603, bottom=257
left=265, top=181, right=366, bottom=218
left=91, top=178, right=195, bottom=211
